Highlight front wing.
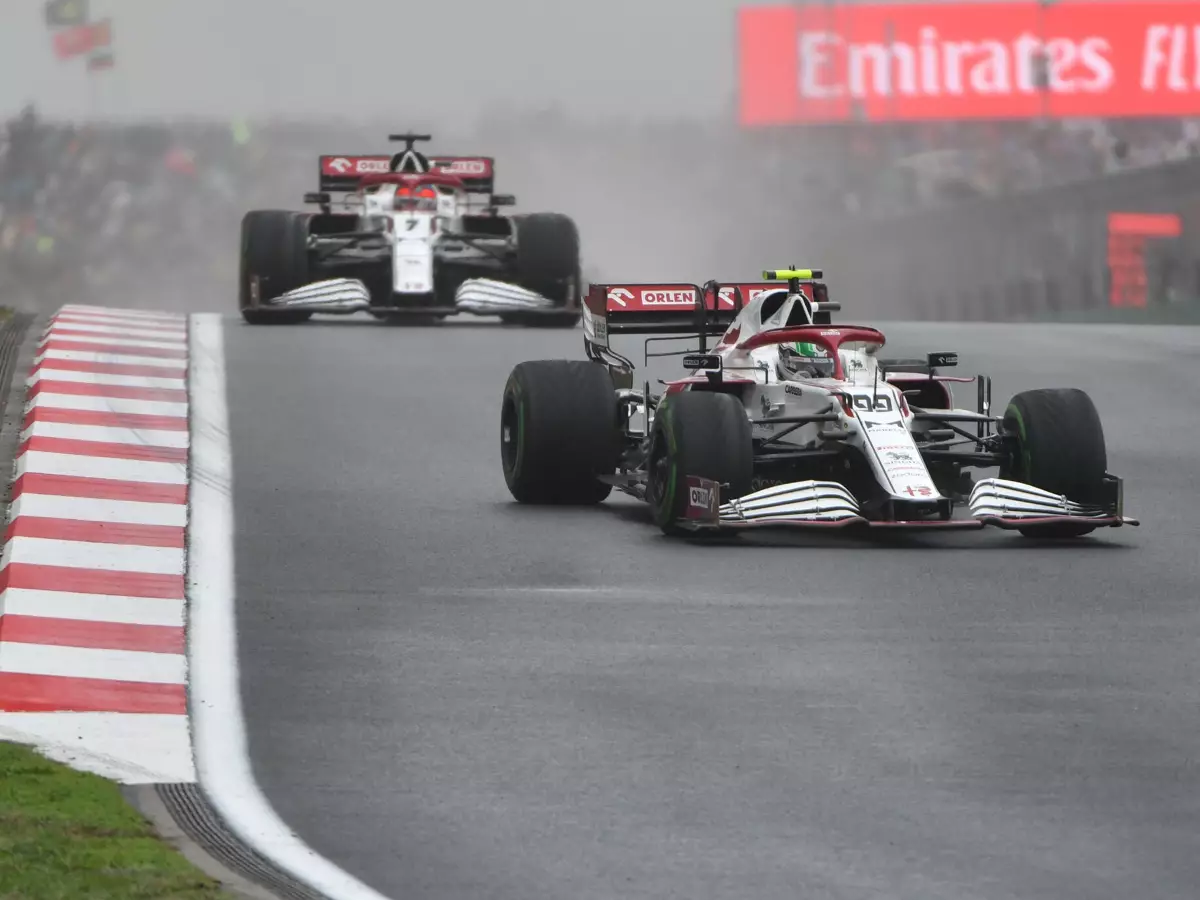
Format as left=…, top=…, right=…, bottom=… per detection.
left=256, top=277, right=560, bottom=317
left=677, top=476, right=1139, bottom=533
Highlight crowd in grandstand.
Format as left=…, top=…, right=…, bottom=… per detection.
left=3, top=102, right=1200, bottom=300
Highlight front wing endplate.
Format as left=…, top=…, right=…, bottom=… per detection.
left=455, top=279, right=556, bottom=315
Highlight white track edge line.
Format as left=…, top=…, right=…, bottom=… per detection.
left=187, top=313, right=395, bottom=900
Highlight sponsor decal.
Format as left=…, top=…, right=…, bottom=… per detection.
left=607, top=287, right=635, bottom=307
left=683, top=475, right=721, bottom=519
left=738, top=2, right=1200, bottom=124
left=321, top=156, right=390, bottom=176
left=902, top=485, right=936, bottom=497
left=885, top=450, right=915, bottom=463
left=438, top=158, right=489, bottom=176
left=683, top=353, right=722, bottom=371
left=785, top=384, right=804, bottom=397
left=644, top=289, right=695, bottom=306
left=751, top=476, right=788, bottom=491
left=717, top=286, right=772, bottom=307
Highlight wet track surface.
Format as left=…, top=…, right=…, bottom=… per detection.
left=225, top=317, right=1200, bottom=900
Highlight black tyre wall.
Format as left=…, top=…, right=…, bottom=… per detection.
left=648, top=391, right=753, bottom=533
left=239, top=210, right=313, bottom=324
left=501, top=360, right=618, bottom=504
left=1000, top=387, right=1108, bottom=504
left=514, top=213, right=581, bottom=306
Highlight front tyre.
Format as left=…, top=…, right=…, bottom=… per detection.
left=647, top=391, right=753, bottom=535
left=239, top=210, right=314, bottom=325
left=999, top=387, right=1108, bottom=538
left=501, top=360, right=618, bottom=505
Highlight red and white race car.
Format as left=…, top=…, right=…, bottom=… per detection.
left=499, top=267, right=1139, bottom=537
left=238, top=133, right=581, bottom=327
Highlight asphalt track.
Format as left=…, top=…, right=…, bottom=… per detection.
left=225, top=316, right=1200, bottom=900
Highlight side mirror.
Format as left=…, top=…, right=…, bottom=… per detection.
left=304, top=192, right=331, bottom=206
left=927, top=352, right=958, bottom=368
left=490, top=194, right=516, bottom=207
left=682, top=353, right=724, bottom=383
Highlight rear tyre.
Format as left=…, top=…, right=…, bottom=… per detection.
left=239, top=210, right=314, bottom=325
left=501, top=360, right=618, bottom=505
left=999, top=387, right=1108, bottom=538
left=647, top=391, right=753, bottom=535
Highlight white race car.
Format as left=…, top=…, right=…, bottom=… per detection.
left=238, top=133, right=580, bottom=327
left=499, top=268, right=1139, bottom=537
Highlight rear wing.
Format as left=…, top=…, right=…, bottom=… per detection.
left=317, top=155, right=496, bottom=194
left=583, top=281, right=834, bottom=340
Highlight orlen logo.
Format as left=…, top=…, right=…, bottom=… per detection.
left=440, top=159, right=488, bottom=175
left=689, top=486, right=712, bottom=509
left=607, top=288, right=635, bottom=307
left=717, top=287, right=770, bottom=307
left=643, top=290, right=695, bottom=306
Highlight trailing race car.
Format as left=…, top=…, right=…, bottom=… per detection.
left=499, top=268, right=1139, bottom=537
left=238, top=133, right=581, bottom=327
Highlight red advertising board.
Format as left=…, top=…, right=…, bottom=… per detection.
left=52, top=18, right=110, bottom=61
left=739, top=2, right=1200, bottom=124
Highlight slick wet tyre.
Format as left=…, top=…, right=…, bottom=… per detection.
left=647, top=391, right=753, bottom=535
left=239, top=210, right=313, bottom=325
left=1000, top=387, right=1108, bottom=537
left=501, top=360, right=618, bottom=504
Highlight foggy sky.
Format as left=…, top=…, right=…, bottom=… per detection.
left=4, top=0, right=1002, bottom=124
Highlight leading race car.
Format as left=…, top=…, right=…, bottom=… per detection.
left=499, top=268, right=1139, bottom=537
left=238, top=133, right=581, bottom=327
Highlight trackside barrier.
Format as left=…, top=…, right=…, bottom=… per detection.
left=812, top=156, right=1200, bottom=322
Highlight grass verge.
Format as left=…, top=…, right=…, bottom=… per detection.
left=0, top=740, right=234, bottom=899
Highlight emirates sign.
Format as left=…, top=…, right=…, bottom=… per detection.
left=739, top=2, right=1200, bottom=123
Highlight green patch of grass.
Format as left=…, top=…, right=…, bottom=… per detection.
left=0, top=741, right=234, bottom=900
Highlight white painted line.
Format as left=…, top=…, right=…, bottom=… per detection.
left=28, top=368, right=187, bottom=389
left=188, top=313, right=395, bottom=900
left=38, top=333, right=187, bottom=351
left=27, top=393, right=190, bottom=417
left=1, top=536, right=184, bottom=575
left=45, top=323, right=188, bottom=340
left=17, top=450, right=188, bottom=484
left=36, top=349, right=188, bottom=369
left=0, top=588, right=184, bottom=627
left=8, top=493, right=188, bottom=527
left=0, top=713, right=195, bottom=784
left=0, top=642, right=185, bottom=684
left=21, top=420, right=190, bottom=449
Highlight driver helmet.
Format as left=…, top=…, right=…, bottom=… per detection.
left=778, top=341, right=834, bottom=379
